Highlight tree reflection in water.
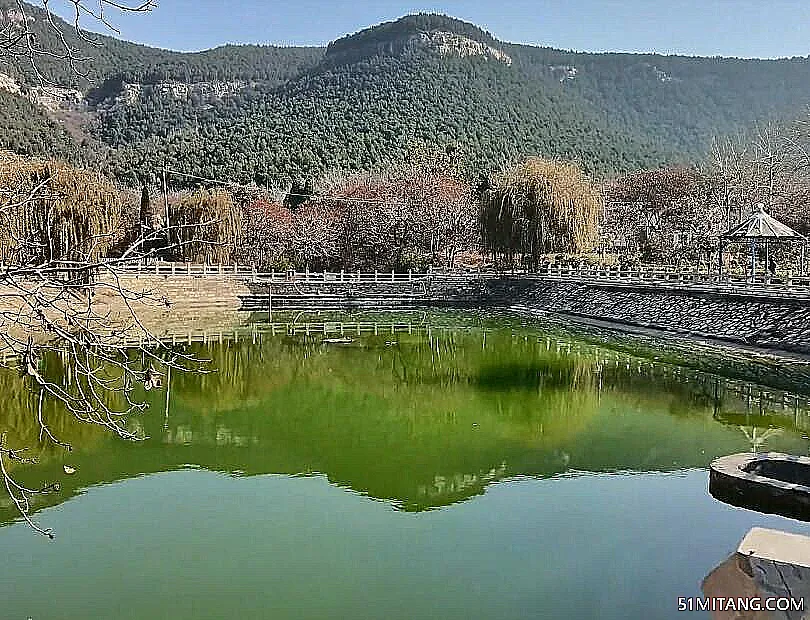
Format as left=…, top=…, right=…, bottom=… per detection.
left=2, top=316, right=810, bottom=528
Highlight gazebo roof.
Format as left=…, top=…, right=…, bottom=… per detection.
left=721, top=204, right=806, bottom=241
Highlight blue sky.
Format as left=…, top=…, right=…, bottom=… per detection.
left=60, top=0, right=810, bottom=58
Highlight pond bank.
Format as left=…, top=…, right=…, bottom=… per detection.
left=483, top=278, right=810, bottom=356
left=225, top=274, right=810, bottom=355
left=113, top=273, right=810, bottom=369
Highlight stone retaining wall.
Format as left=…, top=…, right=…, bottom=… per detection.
left=104, top=274, right=251, bottom=334
left=117, top=274, right=251, bottom=310
left=240, top=279, right=434, bottom=310
left=481, top=279, right=810, bottom=355
left=0, top=274, right=251, bottom=346
left=8, top=273, right=810, bottom=371
left=117, top=275, right=810, bottom=354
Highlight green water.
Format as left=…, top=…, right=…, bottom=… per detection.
left=2, top=312, right=810, bottom=620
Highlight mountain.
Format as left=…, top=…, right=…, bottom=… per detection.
left=506, top=46, right=810, bottom=157
left=0, top=0, right=322, bottom=87
left=101, top=15, right=670, bottom=183
left=2, top=7, right=810, bottom=183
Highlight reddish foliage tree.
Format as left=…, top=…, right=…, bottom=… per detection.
left=289, top=202, right=342, bottom=270
left=312, top=170, right=475, bottom=270
left=237, top=200, right=294, bottom=268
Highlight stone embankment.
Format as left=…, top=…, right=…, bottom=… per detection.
left=0, top=274, right=251, bottom=347
left=110, top=272, right=810, bottom=354
left=7, top=270, right=810, bottom=390
left=112, top=274, right=250, bottom=334
left=482, top=279, right=810, bottom=355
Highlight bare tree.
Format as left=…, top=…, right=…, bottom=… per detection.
left=0, top=1, right=207, bottom=538
left=709, top=135, right=751, bottom=231
left=710, top=120, right=810, bottom=235
left=237, top=199, right=294, bottom=269
left=310, top=167, right=475, bottom=271
left=400, top=171, right=476, bottom=268
left=604, top=166, right=716, bottom=265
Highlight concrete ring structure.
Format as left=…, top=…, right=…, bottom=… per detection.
left=709, top=452, right=810, bottom=521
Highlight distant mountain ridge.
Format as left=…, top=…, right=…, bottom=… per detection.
left=322, top=13, right=507, bottom=66
left=2, top=6, right=810, bottom=181
left=0, top=0, right=323, bottom=87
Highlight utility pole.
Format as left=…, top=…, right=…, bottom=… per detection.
left=162, top=166, right=170, bottom=249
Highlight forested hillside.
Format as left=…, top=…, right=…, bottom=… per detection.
left=509, top=46, right=810, bottom=156
left=0, top=0, right=323, bottom=87
left=2, top=7, right=810, bottom=184
left=102, top=43, right=669, bottom=182
left=0, top=89, right=83, bottom=159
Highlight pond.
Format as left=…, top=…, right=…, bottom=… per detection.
left=1, top=311, right=810, bottom=620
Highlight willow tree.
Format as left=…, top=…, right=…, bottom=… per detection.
left=480, top=157, right=602, bottom=268
left=0, top=151, right=123, bottom=264
left=170, top=189, right=241, bottom=264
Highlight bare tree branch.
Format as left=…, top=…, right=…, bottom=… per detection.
left=0, top=0, right=156, bottom=83
left=0, top=166, right=222, bottom=537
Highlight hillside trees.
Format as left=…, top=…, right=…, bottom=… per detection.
left=8, top=10, right=810, bottom=182
left=98, top=48, right=670, bottom=183
left=0, top=0, right=156, bottom=83
left=0, top=90, right=83, bottom=160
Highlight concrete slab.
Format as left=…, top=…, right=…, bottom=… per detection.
left=703, top=528, right=810, bottom=620
left=739, top=527, right=810, bottom=569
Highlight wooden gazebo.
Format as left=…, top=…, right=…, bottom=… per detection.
left=718, top=204, right=806, bottom=277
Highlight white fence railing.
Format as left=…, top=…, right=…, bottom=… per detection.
left=115, top=262, right=433, bottom=282
left=528, top=264, right=810, bottom=297
left=105, top=261, right=810, bottom=296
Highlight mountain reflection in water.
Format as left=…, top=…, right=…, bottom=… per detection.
left=1, top=314, right=809, bottom=523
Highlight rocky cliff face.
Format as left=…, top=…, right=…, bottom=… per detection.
left=28, top=85, right=84, bottom=111
left=95, top=30, right=512, bottom=109
left=0, top=6, right=32, bottom=26
left=116, top=80, right=247, bottom=105
left=0, top=72, right=21, bottom=95
left=323, top=26, right=512, bottom=68
left=0, top=70, right=249, bottom=111
left=0, top=72, right=82, bottom=111
left=418, top=31, right=512, bottom=65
